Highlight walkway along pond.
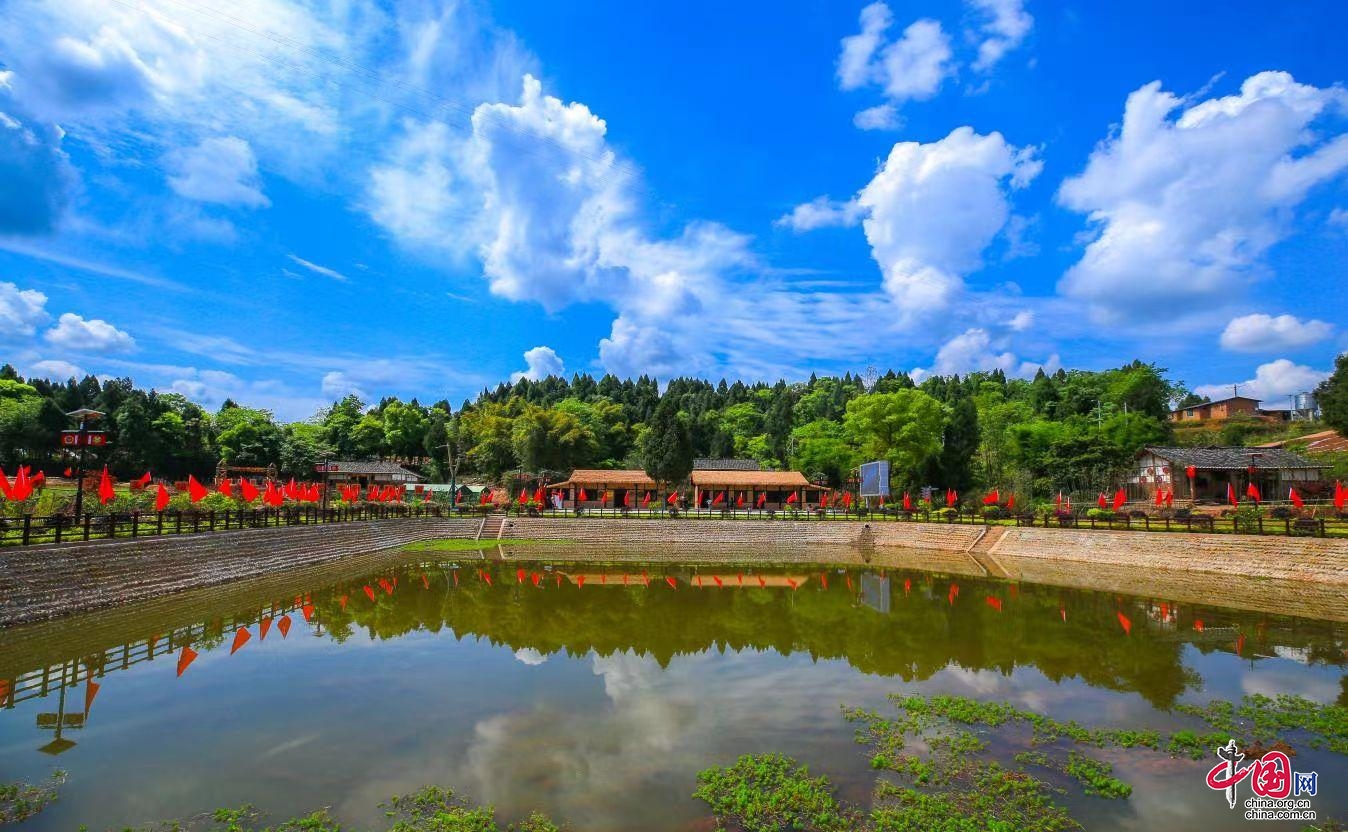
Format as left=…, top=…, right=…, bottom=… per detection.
left=0, top=545, right=1344, bottom=829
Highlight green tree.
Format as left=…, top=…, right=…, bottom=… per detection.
left=842, top=390, right=947, bottom=480
left=215, top=406, right=283, bottom=466
left=790, top=420, right=856, bottom=487
left=640, top=397, right=693, bottom=488
left=1316, top=353, right=1348, bottom=435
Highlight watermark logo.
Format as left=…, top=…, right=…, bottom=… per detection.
left=1205, top=739, right=1318, bottom=821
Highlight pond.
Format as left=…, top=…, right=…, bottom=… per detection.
left=0, top=545, right=1344, bottom=830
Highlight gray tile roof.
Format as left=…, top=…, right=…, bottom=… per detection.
left=693, top=458, right=762, bottom=471
left=1142, top=446, right=1322, bottom=470
left=324, top=460, right=424, bottom=479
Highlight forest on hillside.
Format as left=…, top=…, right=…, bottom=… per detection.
left=1, top=357, right=1343, bottom=498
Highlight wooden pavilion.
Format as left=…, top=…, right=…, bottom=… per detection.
left=551, top=469, right=657, bottom=509
left=689, top=469, right=829, bottom=509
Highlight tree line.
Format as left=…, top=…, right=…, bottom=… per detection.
left=0, top=360, right=1192, bottom=500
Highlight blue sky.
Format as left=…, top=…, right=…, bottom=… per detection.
left=1, top=0, right=1346, bottom=419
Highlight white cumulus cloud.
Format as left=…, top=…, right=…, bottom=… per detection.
left=1194, top=359, right=1330, bottom=403
left=165, top=136, right=269, bottom=208
left=1219, top=313, right=1333, bottom=353
left=43, top=312, right=135, bottom=353
left=968, top=0, right=1033, bottom=72
left=924, top=327, right=1059, bottom=377
left=1058, top=71, right=1348, bottom=323
left=837, top=5, right=954, bottom=121
left=510, top=346, right=564, bottom=383
left=782, top=126, right=1041, bottom=328
left=28, top=358, right=84, bottom=380
left=0, top=281, right=49, bottom=337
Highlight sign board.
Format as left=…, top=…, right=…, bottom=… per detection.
left=858, top=460, right=890, bottom=497
left=59, top=431, right=108, bottom=447
left=314, top=463, right=340, bottom=473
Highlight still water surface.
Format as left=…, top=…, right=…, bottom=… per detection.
left=0, top=548, right=1344, bottom=830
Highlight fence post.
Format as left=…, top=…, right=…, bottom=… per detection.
left=132, top=511, right=139, bottom=538
left=107, top=514, right=116, bottom=539
left=158, top=511, right=164, bottom=536
left=1257, top=516, right=1263, bottom=535
left=22, top=514, right=31, bottom=546
left=209, top=510, right=216, bottom=532
left=83, top=513, right=91, bottom=541
left=55, top=516, right=63, bottom=544
left=175, top=513, right=182, bottom=535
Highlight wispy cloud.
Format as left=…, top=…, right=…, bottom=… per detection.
left=286, top=253, right=349, bottom=282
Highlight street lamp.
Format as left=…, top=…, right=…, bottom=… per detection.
left=437, top=442, right=461, bottom=512
left=64, top=408, right=105, bottom=519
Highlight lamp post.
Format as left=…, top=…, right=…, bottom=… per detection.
left=64, top=408, right=105, bottom=519
left=437, top=441, right=460, bottom=512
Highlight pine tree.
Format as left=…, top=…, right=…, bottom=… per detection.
left=640, top=397, right=694, bottom=489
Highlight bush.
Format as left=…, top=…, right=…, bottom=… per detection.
left=982, top=506, right=1008, bottom=520
left=1086, top=508, right=1114, bottom=520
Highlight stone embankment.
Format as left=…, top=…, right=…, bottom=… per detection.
left=3, top=516, right=1346, bottom=626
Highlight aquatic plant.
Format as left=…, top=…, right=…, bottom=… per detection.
left=691, top=753, right=858, bottom=831
left=0, top=771, right=66, bottom=824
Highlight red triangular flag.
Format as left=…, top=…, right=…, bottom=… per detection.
left=1227, top=482, right=1238, bottom=507
left=903, top=492, right=913, bottom=511
left=1289, top=487, right=1304, bottom=508
left=276, top=615, right=292, bottom=638
left=1112, top=488, right=1126, bottom=511
left=176, top=645, right=198, bottom=677
left=187, top=475, right=209, bottom=503
left=756, top=492, right=766, bottom=508
left=1246, top=482, right=1261, bottom=504
left=240, top=479, right=259, bottom=502
left=667, top=491, right=679, bottom=505
left=982, top=489, right=1000, bottom=505
left=230, top=626, right=251, bottom=654
left=642, top=491, right=652, bottom=507
left=98, top=466, right=116, bottom=505
left=578, top=488, right=588, bottom=502
left=135, top=471, right=152, bottom=487
left=842, top=491, right=852, bottom=508
left=155, top=483, right=171, bottom=512
left=218, top=478, right=233, bottom=498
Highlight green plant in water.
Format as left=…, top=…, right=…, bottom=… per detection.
left=0, top=771, right=66, bottom=824
left=692, top=753, right=859, bottom=832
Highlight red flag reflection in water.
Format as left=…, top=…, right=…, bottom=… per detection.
left=85, top=677, right=100, bottom=714
left=601, top=574, right=607, bottom=585
left=277, top=615, right=292, bottom=638
left=176, top=645, right=198, bottom=677
left=643, top=571, right=651, bottom=586
left=904, top=578, right=911, bottom=594
left=555, top=574, right=562, bottom=588
left=482, top=572, right=492, bottom=586
left=787, top=578, right=798, bottom=591
left=986, top=596, right=1002, bottom=612
left=1236, top=633, right=1245, bottom=655
left=820, top=573, right=828, bottom=590
left=696, top=575, right=703, bottom=588
left=453, top=572, right=459, bottom=587
left=259, top=617, right=272, bottom=641
left=577, top=575, right=585, bottom=588
left=1117, top=611, right=1132, bottom=636
left=517, top=568, right=525, bottom=584
left=713, top=576, right=723, bottom=588
left=1194, top=619, right=1204, bottom=632
left=363, top=585, right=376, bottom=602
left=422, top=574, right=430, bottom=589
left=379, top=578, right=393, bottom=595
left=737, top=573, right=744, bottom=587
left=846, top=575, right=854, bottom=592
left=302, top=604, right=315, bottom=622
left=757, top=575, right=766, bottom=588
left=666, top=576, right=677, bottom=589
left=230, top=627, right=251, bottom=654
left=532, top=573, right=541, bottom=587
left=1060, top=607, right=1067, bottom=622
left=0, top=679, right=11, bottom=705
